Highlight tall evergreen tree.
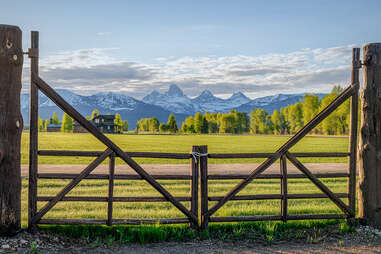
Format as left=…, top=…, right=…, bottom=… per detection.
left=167, top=113, right=178, bottom=133
left=122, top=120, right=129, bottom=131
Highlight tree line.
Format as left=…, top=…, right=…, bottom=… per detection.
left=135, top=85, right=356, bottom=135
left=37, top=85, right=355, bottom=136
left=38, top=110, right=128, bottom=133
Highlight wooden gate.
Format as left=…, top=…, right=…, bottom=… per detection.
left=27, top=29, right=360, bottom=230
left=198, top=48, right=361, bottom=229
left=27, top=31, right=199, bottom=229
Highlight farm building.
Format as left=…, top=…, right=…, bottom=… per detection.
left=46, top=123, right=61, bottom=132
left=92, top=114, right=117, bottom=133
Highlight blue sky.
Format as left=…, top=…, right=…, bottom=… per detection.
left=3, top=1, right=380, bottom=98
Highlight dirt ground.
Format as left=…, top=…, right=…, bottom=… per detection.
left=21, top=163, right=349, bottom=176
left=1, top=228, right=381, bottom=253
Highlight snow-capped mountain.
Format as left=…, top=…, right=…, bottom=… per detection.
left=143, top=84, right=199, bottom=114
left=20, top=84, right=326, bottom=129
left=21, top=89, right=188, bottom=129
left=237, top=93, right=325, bottom=114
left=144, top=85, right=252, bottom=114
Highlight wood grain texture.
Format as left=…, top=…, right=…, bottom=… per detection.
left=0, top=25, right=23, bottom=236
left=28, top=31, right=39, bottom=232
left=190, top=146, right=199, bottom=229
left=358, top=43, right=381, bottom=227
left=200, top=145, right=208, bottom=230
left=348, top=48, right=360, bottom=217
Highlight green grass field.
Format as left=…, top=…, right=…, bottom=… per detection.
left=20, top=132, right=352, bottom=242
left=21, top=177, right=348, bottom=227
left=21, top=132, right=349, bottom=164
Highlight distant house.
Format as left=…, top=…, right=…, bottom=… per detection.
left=92, top=115, right=117, bottom=133
left=73, top=121, right=88, bottom=133
left=46, top=123, right=61, bottom=132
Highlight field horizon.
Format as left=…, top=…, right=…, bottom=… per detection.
left=21, top=132, right=350, bottom=165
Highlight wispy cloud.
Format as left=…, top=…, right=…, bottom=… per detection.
left=21, top=44, right=358, bottom=98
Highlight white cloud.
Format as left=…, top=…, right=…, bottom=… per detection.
left=21, top=45, right=357, bottom=98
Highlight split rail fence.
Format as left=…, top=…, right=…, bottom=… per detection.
left=28, top=30, right=360, bottom=230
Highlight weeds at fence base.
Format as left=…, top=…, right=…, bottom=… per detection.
left=40, top=219, right=354, bottom=245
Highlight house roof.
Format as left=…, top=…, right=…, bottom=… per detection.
left=93, top=114, right=115, bottom=120
left=47, top=124, right=61, bottom=128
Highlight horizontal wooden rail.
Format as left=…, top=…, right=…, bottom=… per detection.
left=37, top=173, right=192, bottom=180
left=208, top=152, right=349, bottom=159
left=38, top=150, right=349, bottom=159
left=208, top=153, right=274, bottom=158
left=37, top=196, right=191, bottom=202
left=209, top=215, right=283, bottom=222
left=38, top=150, right=191, bottom=159
left=208, top=173, right=349, bottom=180
left=291, top=152, right=350, bottom=157
left=208, top=193, right=349, bottom=201
left=286, top=214, right=348, bottom=220
left=209, top=214, right=347, bottom=223
left=37, top=172, right=349, bottom=180
left=39, top=218, right=189, bottom=225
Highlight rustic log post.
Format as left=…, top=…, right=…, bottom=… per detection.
left=28, top=31, right=39, bottom=232
left=359, top=43, right=381, bottom=228
left=199, top=145, right=208, bottom=230
left=0, top=25, right=24, bottom=236
left=190, top=146, right=199, bottom=229
left=348, top=48, right=360, bottom=217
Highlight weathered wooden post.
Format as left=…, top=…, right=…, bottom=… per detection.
left=359, top=43, right=381, bottom=228
left=0, top=25, right=24, bottom=235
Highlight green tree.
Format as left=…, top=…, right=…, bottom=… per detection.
left=149, top=117, right=160, bottom=132
left=250, top=109, right=270, bottom=134
left=167, top=113, right=178, bottom=133
left=271, top=110, right=286, bottom=135
left=302, top=94, right=320, bottom=125
left=61, top=112, right=73, bottom=132
left=52, top=112, right=60, bottom=124
left=181, top=116, right=195, bottom=133
left=91, top=109, right=100, bottom=120
left=136, top=118, right=150, bottom=132
left=219, top=113, right=235, bottom=133
left=114, top=113, right=123, bottom=133
left=287, top=102, right=303, bottom=134
left=122, top=120, right=129, bottom=131
left=194, top=112, right=203, bottom=133
left=159, top=123, right=168, bottom=132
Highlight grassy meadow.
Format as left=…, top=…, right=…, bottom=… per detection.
left=20, top=132, right=351, bottom=239
left=21, top=132, right=350, bottom=164
left=21, top=177, right=348, bottom=227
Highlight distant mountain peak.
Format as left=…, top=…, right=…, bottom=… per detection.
left=230, top=91, right=249, bottom=100
left=166, top=84, right=184, bottom=97
left=199, top=90, right=214, bottom=98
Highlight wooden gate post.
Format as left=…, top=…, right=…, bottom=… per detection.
left=0, top=25, right=24, bottom=235
left=359, top=43, right=381, bottom=228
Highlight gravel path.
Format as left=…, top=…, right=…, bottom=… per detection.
left=21, top=163, right=350, bottom=176
left=1, top=226, right=380, bottom=253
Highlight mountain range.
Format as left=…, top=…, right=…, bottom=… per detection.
left=21, top=84, right=325, bottom=129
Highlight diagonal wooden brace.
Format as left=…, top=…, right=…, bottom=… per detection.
left=206, top=84, right=357, bottom=217
left=32, top=149, right=112, bottom=223
left=286, top=152, right=353, bottom=216
left=31, top=73, right=198, bottom=225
